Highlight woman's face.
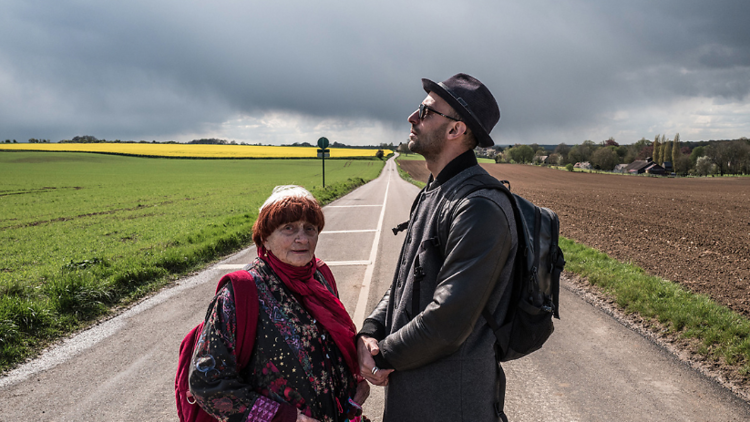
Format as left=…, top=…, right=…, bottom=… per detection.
left=263, top=220, right=319, bottom=267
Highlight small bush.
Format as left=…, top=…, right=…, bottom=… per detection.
left=566, top=163, right=575, bottom=172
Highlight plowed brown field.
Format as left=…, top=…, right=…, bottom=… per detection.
left=398, top=160, right=750, bottom=318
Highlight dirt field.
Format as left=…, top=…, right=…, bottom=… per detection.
left=399, top=160, right=750, bottom=318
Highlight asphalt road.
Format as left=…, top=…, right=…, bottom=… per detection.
left=1, top=156, right=749, bottom=421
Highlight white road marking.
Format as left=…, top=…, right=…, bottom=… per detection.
left=352, top=162, right=391, bottom=328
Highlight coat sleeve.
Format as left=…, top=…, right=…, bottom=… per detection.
left=379, top=195, right=514, bottom=371
left=188, top=284, right=297, bottom=422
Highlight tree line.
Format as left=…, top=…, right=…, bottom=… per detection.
left=495, top=136, right=750, bottom=176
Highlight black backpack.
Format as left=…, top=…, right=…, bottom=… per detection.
left=395, top=173, right=565, bottom=362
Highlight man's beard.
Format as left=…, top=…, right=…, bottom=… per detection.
left=408, top=121, right=449, bottom=159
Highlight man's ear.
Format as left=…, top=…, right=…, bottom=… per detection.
left=446, top=121, right=467, bottom=139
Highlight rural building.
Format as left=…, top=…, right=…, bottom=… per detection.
left=613, top=163, right=628, bottom=173
left=625, top=158, right=666, bottom=175
left=574, top=161, right=592, bottom=169
left=534, top=155, right=549, bottom=164
left=474, top=147, right=497, bottom=158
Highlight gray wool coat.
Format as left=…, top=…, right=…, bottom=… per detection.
left=362, top=164, right=518, bottom=421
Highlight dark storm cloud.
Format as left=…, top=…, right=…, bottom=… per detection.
left=1, top=0, right=748, bottom=145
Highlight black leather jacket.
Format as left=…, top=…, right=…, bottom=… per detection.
left=360, top=163, right=517, bottom=371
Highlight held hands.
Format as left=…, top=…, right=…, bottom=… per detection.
left=296, top=408, right=320, bottom=422
left=353, top=379, right=370, bottom=405
left=357, top=336, right=394, bottom=386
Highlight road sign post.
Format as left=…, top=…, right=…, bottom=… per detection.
left=317, top=137, right=330, bottom=187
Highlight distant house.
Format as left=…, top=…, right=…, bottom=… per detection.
left=474, top=147, right=497, bottom=158
left=534, top=155, right=549, bottom=164
left=613, top=163, right=628, bottom=173
left=625, top=158, right=666, bottom=175
left=662, top=161, right=673, bottom=173
left=574, top=161, right=592, bottom=170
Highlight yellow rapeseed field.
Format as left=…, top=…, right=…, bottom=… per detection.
left=0, top=143, right=382, bottom=158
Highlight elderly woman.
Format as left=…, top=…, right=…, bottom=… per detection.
left=189, top=186, right=369, bottom=422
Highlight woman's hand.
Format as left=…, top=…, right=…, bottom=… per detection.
left=297, top=408, right=320, bottom=422
left=357, top=336, right=394, bottom=386
left=353, top=380, right=370, bottom=405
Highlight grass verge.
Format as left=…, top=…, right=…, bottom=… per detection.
left=561, top=236, right=750, bottom=376
left=0, top=176, right=371, bottom=372
left=393, top=164, right=750, bottom=381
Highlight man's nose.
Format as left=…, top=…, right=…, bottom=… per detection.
left=407, top=109, right=419, bottom=124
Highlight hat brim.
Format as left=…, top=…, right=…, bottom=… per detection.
left=422, top=78, right=495, bottom=147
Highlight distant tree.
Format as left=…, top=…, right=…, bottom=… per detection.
left=615, top=145, right=628, bottom=159
left=554, top=143, right=571, bottom=164
left=603, top=137, right=619, bottom=147
left=689, top=146, right=705, bottom=166
left=706, top=141, right=733, bottom=175
left=71, top=135, right=101, bottom=143
left=590, top=147, right=619, bottom=171
left=652, top=135, right=661, bottom=164
left=12, top=139, right=16, bottom=143
left=508, top=144, right=535, bottom=163
left=695, top=156, right=715, bottom=176
left=636, top=145, right=653, bottom=161
left=547, top=153, right=561, bottom=165
left=663, top=140, right=672, bottom=167
left=568, top=141, right=595, bottom=164
left=674, top=154, right=692, bottom=175
left=376, top=149, right=384, bottom=159
left=672, top=133, right=680, bottom=166
left=565, top=163, right=574, bottom=172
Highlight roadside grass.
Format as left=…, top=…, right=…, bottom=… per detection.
left=393, top=164, right=750, bottom=379
left=561, top=237, right=750, bottom=375
left=0, top=152, right=384, bottom=371
left=395, top=160, right=426, bottom=189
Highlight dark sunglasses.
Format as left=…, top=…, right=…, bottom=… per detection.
left=418, top=103, right=461, bottom=122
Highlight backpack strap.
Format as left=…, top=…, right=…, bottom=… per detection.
left=176, top=270, right=259, bottom=422
left=549, top=215, right=562, bottom=319
left=221, top=270, right=259, bottom=369
left=392, top=184, right=429, bottom=235
left=437, top=174, right=535, bottom=337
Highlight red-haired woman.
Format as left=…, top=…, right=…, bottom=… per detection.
left=189, top=186, right=369, bottom=422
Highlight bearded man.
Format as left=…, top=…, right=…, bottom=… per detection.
left=357, top=73, right=518, bottom=421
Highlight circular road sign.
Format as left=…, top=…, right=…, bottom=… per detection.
left=317, top=137, right=329, bottom=149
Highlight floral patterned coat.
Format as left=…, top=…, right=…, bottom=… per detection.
left=189, top=258, right=358, bottom=422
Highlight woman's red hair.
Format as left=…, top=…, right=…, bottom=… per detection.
left=252, top=192, right=324, bottom=248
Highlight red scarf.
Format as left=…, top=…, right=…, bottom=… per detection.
left=258, top=246, right=359, bottom=378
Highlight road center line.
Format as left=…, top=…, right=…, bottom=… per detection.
left=352, top=163, right=391, bottom=328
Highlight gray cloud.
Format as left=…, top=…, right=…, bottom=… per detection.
left=1, top=0, right=749, bottom=145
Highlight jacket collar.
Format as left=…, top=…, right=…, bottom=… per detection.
left=427, top=149, right=478, bottom=189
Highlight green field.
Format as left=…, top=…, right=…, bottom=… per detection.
left=0, top=152, right=384, bottom=369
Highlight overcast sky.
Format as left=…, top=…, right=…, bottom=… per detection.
left=1, top=1, right=749, bottom=146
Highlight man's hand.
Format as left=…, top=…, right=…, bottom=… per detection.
left=357, top=335, right=394, bottom=386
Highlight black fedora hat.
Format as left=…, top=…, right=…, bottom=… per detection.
left=422, top=73, right=500, bottom=147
